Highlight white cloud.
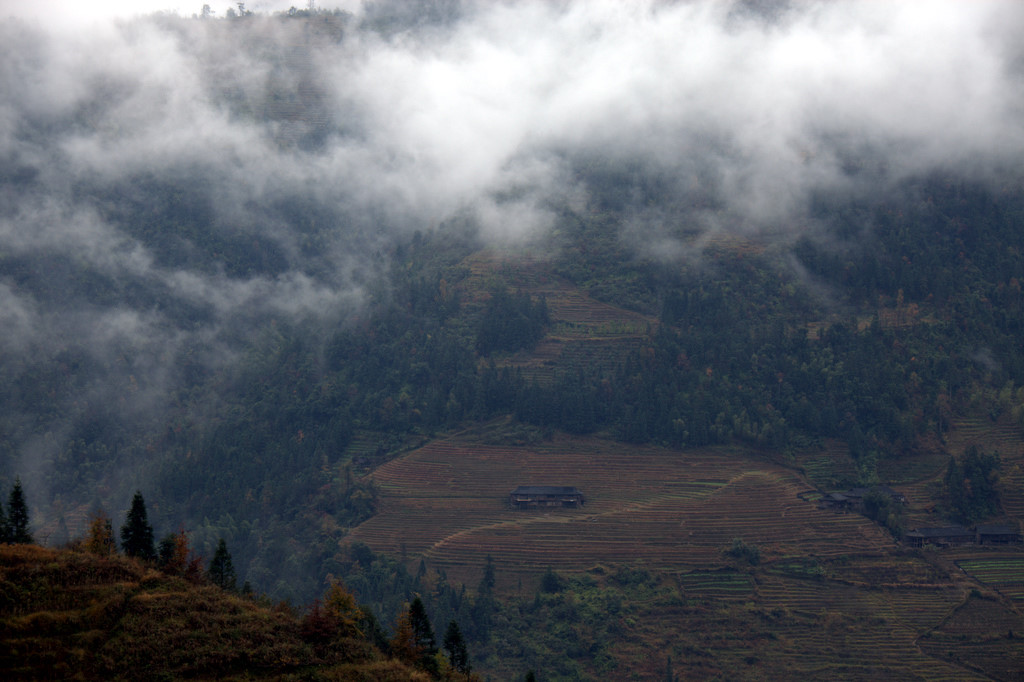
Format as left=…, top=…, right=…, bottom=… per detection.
left=10, top=0, right=1023, bottom=247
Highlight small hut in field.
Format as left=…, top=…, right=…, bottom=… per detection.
left=509, top=486, right=584, bottom=509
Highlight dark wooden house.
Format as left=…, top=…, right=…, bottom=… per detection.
left=509, top=486, right=584, bottom=509
left=975, top=523, right=1022, bottom=545
left=904, top=525, right=975, bottom=548
left=820, top=485, right=906, bottom=512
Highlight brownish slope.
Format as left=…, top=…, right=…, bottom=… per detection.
left=346, top=434, right=895, bottom=591
left=0, top=544, right=431, bottom=681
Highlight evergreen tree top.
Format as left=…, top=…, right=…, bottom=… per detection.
left=121, top=491, right=155, bottom=561
left=443, top=619, right=470, bottom=674
left=8, top=478, right=32, bottom=545
left=208, top=538, right=237, bottom=592
left=408, top=596, right=437, bottom=653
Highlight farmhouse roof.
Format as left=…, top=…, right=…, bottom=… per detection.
left=976, top=523, right=1019, bottom=535
left=510, top=486, right=582, bottom=496
left=906, top=525, right=973, bottom=538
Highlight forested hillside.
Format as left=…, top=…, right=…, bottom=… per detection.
left=3, top=2, right=1024, bottom=679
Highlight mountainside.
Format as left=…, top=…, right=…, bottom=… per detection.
left=3, top=2, right=1024, bottom=680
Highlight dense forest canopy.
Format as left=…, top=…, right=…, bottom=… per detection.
left=2, top=0, right=1024, bottom=608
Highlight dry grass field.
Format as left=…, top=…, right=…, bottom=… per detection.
left=346, top=434, right=895, bottom=591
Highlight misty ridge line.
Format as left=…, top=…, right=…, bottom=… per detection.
left=0, top=0, right=1023, bottom=505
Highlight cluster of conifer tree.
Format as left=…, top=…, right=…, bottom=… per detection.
left=77, top=490, right=240, bottom=593
left=299, top=549, right=478, bottom=679
left=314, top=544, right=542, bottom=678
left=0, top=481, right=239, bottom=587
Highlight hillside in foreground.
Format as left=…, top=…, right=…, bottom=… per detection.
left=0, top=544, right=438, bottom=681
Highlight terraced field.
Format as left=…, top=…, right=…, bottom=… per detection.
left=341, top=422, right=1024, bottom=679
left=945, top=417, right=1024, bottom=460
left=623, top=565, right=984, bottom=681
left=957, top=555, right=1024, bottom=601
left=346, top=435, right=893, bottom=589
left=1001, top=464, right=1024, bottom=519
left=918, top=593, right=1024, bottom=680
left=457, top=250, right=656, bottom=383
left=460, top=250, right=652, bottom=329
left=791, top=439, right=859, bottom=490
left=938, top=416, right=1024, bottom=515
left=678, top=570, right=753, bottom=600
left=876, top=446, right=949, bottom=486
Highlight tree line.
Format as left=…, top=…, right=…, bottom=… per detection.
left=32, top=488, right=244, bottom=594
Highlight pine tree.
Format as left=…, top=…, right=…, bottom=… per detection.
left=409, top=596, right=437, bottom=651
left=0, top=499, right=7, bottom=543
left=407, top=596, right=439, bottom=676
left=207, top=538, right=237, bottom=591
left=120, top=491, right=155, bottom=560
left=7, top=478, right=32, bottom=544
left=443, top=620, right=470, bottom=674
left=470, top=554, right=496, bottom=642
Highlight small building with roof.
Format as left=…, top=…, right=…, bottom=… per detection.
left=509, top=486, right=585, bottom=509
left=904, top=525, right=975, bottom=548
left=975, top=523, right=1022, bottom=545
left=820, top=485, right=906, bottom=513
left=905, top=523, right=1022, bottom=548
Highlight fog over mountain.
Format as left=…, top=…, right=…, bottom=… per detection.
left=2, top=0, right=1023, bottom=516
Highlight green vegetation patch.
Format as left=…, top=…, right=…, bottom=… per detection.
left=958, top=558, right=1024, bottom=599
left=767, top=560, right=827, bottom=581
left=678, top=570, right=754, bottom=598
left=876, top=450, right=948, bottom=484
